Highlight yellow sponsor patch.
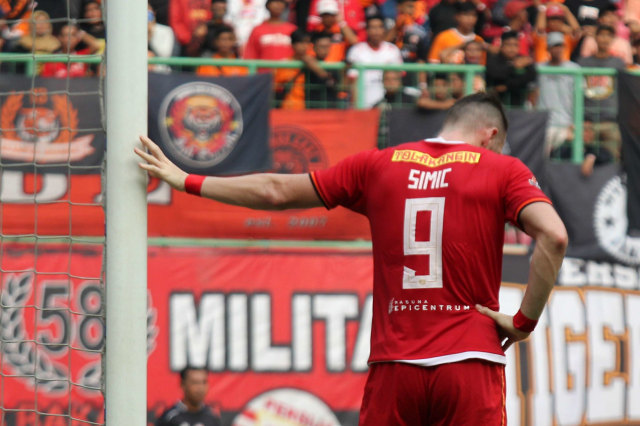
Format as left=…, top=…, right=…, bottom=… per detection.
left=391, top=149, right=481, bottom=167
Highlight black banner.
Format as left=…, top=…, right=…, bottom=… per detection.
left=0, top=75, right=105, bottom=173
left=619, top=72, right=640, bottom=233
left=388, top=109, right=548, bottom=181
left=148, top=72, right=272, bottom=175
left=546, top=161, right=640, bottom=266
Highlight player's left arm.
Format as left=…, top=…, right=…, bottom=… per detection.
left=477, top=201, right=568, bottom=350
left=135, top=135, right=323, bottom=210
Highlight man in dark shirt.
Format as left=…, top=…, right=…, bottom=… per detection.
left=155, top=366, right=222, bottom=426
left=486, top=30, right=537, bottom=107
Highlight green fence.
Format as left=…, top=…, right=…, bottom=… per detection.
left=1, top=53, right=638, bottom=163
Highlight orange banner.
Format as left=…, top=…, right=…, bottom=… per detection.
left=3, top=109, right=379, bottom=240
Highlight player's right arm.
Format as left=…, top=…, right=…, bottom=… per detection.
left=135, top=136, right=324, bottom=210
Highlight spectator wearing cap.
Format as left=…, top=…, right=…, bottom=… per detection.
left=428, top=2, right=485, bottom=63
left=185, top=0, right=232, bottom=57
left=346, top=15, right=404, bottom=108
left=535, top=31, right=580, bottom=155
left=579, top=2, right=633, bottom=64
left=307, top=0, right=358, bottom=62
left=532, top=1, right=580, bottom=62
left=243, top=0, right=297, bottom=60
left=577, top=24, right=625, bottom=160
left=197, top=25, right=249, bottom=76
left=307, top=0, right=366, bottom=41
left=486, top=30, right=537, bottom=106
left=489, top=0, right=534, bottom=56
left=169, top=0, right=212, bottom=49
left=564, top=0, right=610, bottom=24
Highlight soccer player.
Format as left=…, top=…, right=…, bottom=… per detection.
left=155, top=366, right=221, bottom=426
left=136, top=93, right=568, bottom=425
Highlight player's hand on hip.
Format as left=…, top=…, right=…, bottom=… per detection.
left=475, top=304, right=531, bottom=352
left=135, top=135, right=188, bottom=191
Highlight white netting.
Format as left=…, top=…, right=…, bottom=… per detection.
left=0, top=0, right=106, bottom=424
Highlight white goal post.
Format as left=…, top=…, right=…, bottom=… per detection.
left=105, top=0, right=149, bottom=424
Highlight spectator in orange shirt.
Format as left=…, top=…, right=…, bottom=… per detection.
left=274, top=29, right=334, bottom=109
left=307, top=31, right=342, bottom=107
left=428, top=2, right=484, bottom=63
left=196, top=25, right=249, bottom=76
left=308, top=0, right=358, bottom=62
left=274, top=29, right=309, bottom=109
left=532, top=2, right=580, bottom=62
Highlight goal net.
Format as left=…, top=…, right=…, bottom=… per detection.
left=0, top=1, right=107, bottom=424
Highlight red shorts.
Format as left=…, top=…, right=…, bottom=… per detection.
left=359, top=360, right=506, bottom=426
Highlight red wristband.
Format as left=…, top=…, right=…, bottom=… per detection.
left=184, top=174, right=206, bottom=196
left=513, top=309, right=538, bottom=333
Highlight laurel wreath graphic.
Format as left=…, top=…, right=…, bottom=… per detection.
left=0, top=273, right=68, bottom=392
left=0, top=273, right=158, bottom=394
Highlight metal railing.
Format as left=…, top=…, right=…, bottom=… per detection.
left=1, top=53, right=638, bottom=163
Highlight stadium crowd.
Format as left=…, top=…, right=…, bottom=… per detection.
left=0, top=0, right=639, bottom=165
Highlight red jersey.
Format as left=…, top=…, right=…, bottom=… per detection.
left=310, top=138, right=550, bottom=366
left=40, top=49, right=92, bottom=78
left=242, top=21, right=297, bottom=60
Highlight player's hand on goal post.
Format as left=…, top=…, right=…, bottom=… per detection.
left=136, top=136, right=188, bottom=191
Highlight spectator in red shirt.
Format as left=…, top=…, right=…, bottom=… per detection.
left=40, top=23, right=101, bottom=78
left=185, top=0, right=232, bottom=57
left=488, top=0, right=534, bottom=56
left=307, top=0, right=367, bottom=40
left=308, top=0, right=359, bottom=62
left=243, top=0, right=297, bottom=60
left=169, top=0, right=212, bottom=48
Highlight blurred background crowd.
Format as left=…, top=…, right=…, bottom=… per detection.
left=1, top=0, right=638, bottom=169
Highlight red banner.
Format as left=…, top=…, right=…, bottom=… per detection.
left=3, top=243, right=640, bottom=425
left=1, top=243, right=374, bottom=425
left=2, top=110, right=378, bottom=241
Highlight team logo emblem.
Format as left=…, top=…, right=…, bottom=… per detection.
left=0, top=88, right=95, bottom=163
left=159, top=82, right=243, bottom=169
left=233, top=388, right=340, bottom=426
left=529, top=177, right=541, bottom=189
left=593, top=175, right=640, bottom=265
left=269, top=125, right=328, bottom=173
left=0, top=273, right=158, bottom=394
